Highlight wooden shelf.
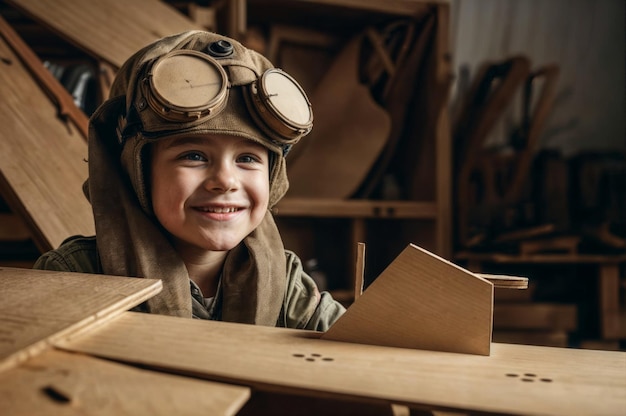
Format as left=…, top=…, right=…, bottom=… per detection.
left=273, top=198, right=438, bottom=219
left=458, top=251, right=626, bottom=342
left=456, top=251, right=626, bottom=265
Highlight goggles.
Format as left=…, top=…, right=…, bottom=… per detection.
left=118, top=44, right=313, bottom=153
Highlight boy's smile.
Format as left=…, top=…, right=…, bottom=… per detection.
left=150, top=134, right=270, bottom=253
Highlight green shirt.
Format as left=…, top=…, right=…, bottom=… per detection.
left=33, top=236, right=345, bottom=331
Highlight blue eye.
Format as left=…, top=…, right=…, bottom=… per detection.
left=181, top=152, right=206, bottom=162
left=238, top=155, right=257, bottom=163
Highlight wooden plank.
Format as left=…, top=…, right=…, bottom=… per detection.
left=0, top=349, right=249, bottom=415
left=599, top=264, right=621, bottom=339
left=354, top=242, right=365, bottom=301
left=286, top=33, right=392, bottom=198
left=5, top=0, right=204, bottom=68
left=0, top=267, right=161, bottom=372
left=477, top=273, right=528, bottom=289
left=493, top=303, right=577, bottom=331
left=0, top=35, right=94, bottom=251
left=58, top=311, right=626, bottom=416
left=455, top=251, right=626, bottom=265
left=250, top=0, right=435, bottom=18
left=273, top=198, right=438, bottom=219
left=322, top=244, right=493, bottom=355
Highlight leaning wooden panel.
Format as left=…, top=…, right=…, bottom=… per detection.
left=0, top=267, right=161, bottom=372
left=0, top=35, right=94, bottom=251
left=58, top=312, right=626, bottom=416
left=6, top=0, right=203, bottom=68
left=0, top=349, right=249, bottom=416
left=323, top=243, right=493, bottom=355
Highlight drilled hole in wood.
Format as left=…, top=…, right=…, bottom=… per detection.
left=293, top=353, right=335, bottom=362
left=42, top=386, right=71, bottom=404
left=506, top=372, right=554, bottom=383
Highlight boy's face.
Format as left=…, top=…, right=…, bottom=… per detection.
left=150, top=134, right=270, bottom=253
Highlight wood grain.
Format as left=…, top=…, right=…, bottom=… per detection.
left=58, top=311, right=626, bottom=416
left=5, top=0, right=203, bottom=68
left=0, top=349, right=249, bottom=415
left=323, top=243, right=493, bottom=355
left=0, top=35, right=94, bottom=251
left=0, top=267, right=161, bottom=372
left=0, top=349, right=249, bottom=416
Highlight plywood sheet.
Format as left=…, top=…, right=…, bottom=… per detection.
left=0, top=349, right=250, bottom=416
left=0, top=34, right=94, bottom=251
left=323, top=243, right=493, bottom=355
left=58, top=311, right=626, bottom=416
left=5, top=0, right=203, bottom=68
left=0, top=267, right=161, bottom=372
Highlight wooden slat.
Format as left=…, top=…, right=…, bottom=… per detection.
left=322, top=244, right=493, bottom=356
left=273, top=198, right=438, bottom=218
left=456, top=251, right=626, bottom=265
left=0, top=267, right=161, bottom=372
left=0, top=349, right=250, bottom=415
left=494, top=303, right=577, bottom=331
left=58, top=311, right=626, bottom=416
left=477, top=273, right=528, bottom=289
left=0, top=35, right=94, bottom=251
left=250, top=0, right=434, bottom=18
left=5, top=0, right=204, bottom=68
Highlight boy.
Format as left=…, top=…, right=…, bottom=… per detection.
left=34, top=30, right=345, bottom=331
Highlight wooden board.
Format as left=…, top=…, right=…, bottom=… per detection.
left=0, top=34, right=94, bottom=251
left=286, top=34, right=392, bottom=198
left=322, top=243, right=493, bottom=355
left=494, top=303, right=577, bottom=331
left=5, top=0, right=203, bottom=68
left=58, top=311, right=626, bottom=416
left=0, top=349, right=249, bottom=416
left=477, top=273, right=528, bottom=289
left=0, top=267, right=161, bottom=372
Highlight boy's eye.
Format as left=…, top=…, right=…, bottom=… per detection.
left=180, top=151, right=206, bottom=162
left=237, top=154, right=261, bottom=164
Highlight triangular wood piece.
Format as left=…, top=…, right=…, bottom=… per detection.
left=0, top=31, right=94, bottom=251
left=322, top=244, right=493, bottom=355
left=0, top=267, right=162, bottom=372
left=5, top=0, right=204, bottom=68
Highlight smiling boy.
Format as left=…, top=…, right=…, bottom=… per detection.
left=34, top=31, right=345, bottom=330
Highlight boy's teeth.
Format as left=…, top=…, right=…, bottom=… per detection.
left=203, top=207, right=236, bottom=213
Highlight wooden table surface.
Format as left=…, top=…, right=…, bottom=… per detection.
left=58, top=311, right=626, bottom=416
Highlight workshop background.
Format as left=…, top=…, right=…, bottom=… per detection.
left=0, top=0, right=624, bottom=350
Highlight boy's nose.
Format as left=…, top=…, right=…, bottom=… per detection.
left=204, top=161, right=237, bottom=193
